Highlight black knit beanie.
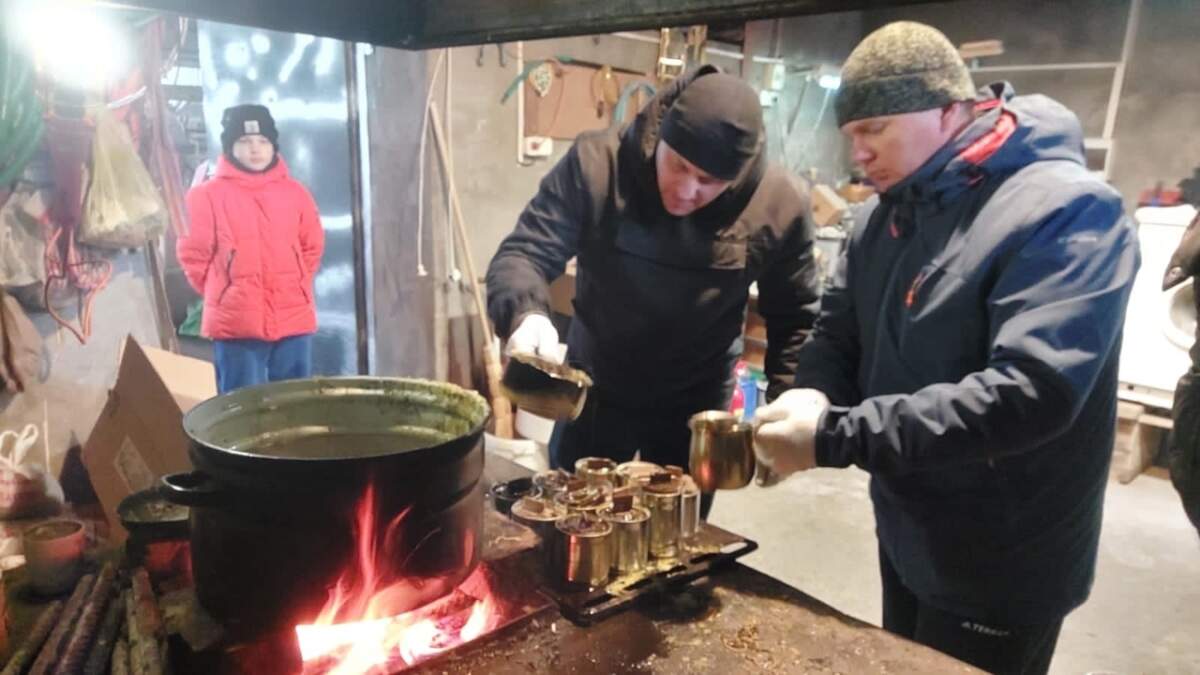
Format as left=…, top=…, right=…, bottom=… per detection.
left=220, top=104, right=279, bottom=156
left=659, top=71, right=763, bottom=181
left=835, top=21, right=976, bottom=127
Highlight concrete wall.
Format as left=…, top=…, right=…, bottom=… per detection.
left=1109, top=0, right=1200, bottom=204
left=439, top=33, right=739, bottom=290
left=775, top=0, right=1199, bottom=206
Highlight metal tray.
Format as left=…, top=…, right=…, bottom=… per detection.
left=539, top=521, right=758, bottom=625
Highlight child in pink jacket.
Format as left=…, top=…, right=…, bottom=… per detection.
left=179, top=104, right=324, bottom=393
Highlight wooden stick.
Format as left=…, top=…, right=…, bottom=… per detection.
left=128, top=569, right=163, bottom=639
left=110, top=637, right=130, bottom=675
left=125, top=571, right=163, bottom=675
left=428, top=102, right=514, bottom=438
left=0, top=601, right=64, bottom=675
left=54, top=563, right=118, bottom=674
left=82, top=592, right=124, bottom=675
left=28, top=573, right=97, bottom=675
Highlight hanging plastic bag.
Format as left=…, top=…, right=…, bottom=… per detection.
left=0, top=287, right=42, bottom=393
left=80, top=108, right=167, bottom=249
left=0, top=188, right=49, bottom=288
left=0, top=423, right=64, bottom=520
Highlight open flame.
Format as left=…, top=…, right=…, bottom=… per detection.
left=295, top=483, right=502, bottom=675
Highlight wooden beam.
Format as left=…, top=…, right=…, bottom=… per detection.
left=105, top=0, right=953, bottom=50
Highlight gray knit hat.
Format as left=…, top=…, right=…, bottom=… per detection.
left=835, top=21, right=976, bottom=127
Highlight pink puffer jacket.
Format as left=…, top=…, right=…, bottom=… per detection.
left=179, top=156, right=324, bottom=341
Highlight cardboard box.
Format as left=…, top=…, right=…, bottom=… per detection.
left=81, top=336, right=215, bottom=542
left=811, top=184, right=848, bottom=228
left=837, top=183, right=877, bottom=204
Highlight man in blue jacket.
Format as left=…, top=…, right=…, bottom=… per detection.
left=753, top=22, right=1139, bottom=675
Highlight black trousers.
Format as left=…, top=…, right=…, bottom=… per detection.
left=1170, top=370, right=1200, bottom=532
left=880, top=548, right=1063, bottom=675
left=548, top=391, right=716, bottom=517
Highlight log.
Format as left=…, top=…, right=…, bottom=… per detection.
left=129, top=569, right=163, bottom=639
left=53, top=563, right=118, bottom=675
left=125, top=586, right=163, bottom=675
left=110, top=637, right=130, bottom=675
left=0, top=601, right=64, bottom=675
left=27, top=574, right=97, bottom=675
left=82, top=589, right=125, bottom=675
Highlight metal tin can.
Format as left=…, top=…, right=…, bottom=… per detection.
left=574, top=457, right=619, bottom=487
left=598, top=500, right=650, bottom=577
left=616, top=460, right=661, bottom=489
left=488, top=477, right=542, bottom=517
left=643, top=474, right=682, bottom=559
left=0, top=569, right=7, bottom=654
left=680, top=475, right=701, bottom=544
left=554, top=480, right=613, bottom=516
left=510, top=495, right=567, bottom=548
left=533, top=468, right=574, bottom=498
left=551, top=513, right=613, bottom=588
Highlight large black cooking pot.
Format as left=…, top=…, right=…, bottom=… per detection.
left=162, top=377, right=489, bottom=641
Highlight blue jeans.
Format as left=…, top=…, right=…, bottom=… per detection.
left=213, top=334, right=313, bottom=394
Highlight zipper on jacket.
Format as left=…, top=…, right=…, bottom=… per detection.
left=905, top=269, right=929, bottom=309
left=217, top=249, right=237, bottom=304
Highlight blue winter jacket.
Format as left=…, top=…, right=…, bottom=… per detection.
left=794, top=83, right=1140, bottom=623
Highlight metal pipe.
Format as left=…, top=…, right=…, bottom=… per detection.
left=445, top=48, right=460, bottom=283
left=611, top=30, right=782, bottom=63
left=343, top=41, right=370, bottom=375
left=1103, top=0, right=1141, bottom=142
left=354, top=42, right=376, bottom=374
left=969, top=61, right=1120, bottom=73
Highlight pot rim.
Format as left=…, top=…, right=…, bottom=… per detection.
left=182, top=376, right=490, bottom=464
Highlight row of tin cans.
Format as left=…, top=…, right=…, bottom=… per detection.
left=500, top=458, right=702, bottom=588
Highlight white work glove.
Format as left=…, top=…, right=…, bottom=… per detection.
left=506, top=313, right=562, bottom=363
left=752, top=388, right=831, bottom=478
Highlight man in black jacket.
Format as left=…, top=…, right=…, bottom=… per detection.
left=1162, top=199, right=1200, bottom=535
left=486, top=67, right=820, bottom=490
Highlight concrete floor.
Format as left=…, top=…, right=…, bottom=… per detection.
left=709, top=468, right=1200, bottom=675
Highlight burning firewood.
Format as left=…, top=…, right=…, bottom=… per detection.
left=129, top=569, right=164, bottom=639
left=82, top=589, right=126, bottom=675
left=0, top=600, right=64, bottom=675
left=52, top=563, right=118, bottom=675
left=123, top=567, right=167, bottom=675
left=110, top=637, right=130, bottom=675
left=124, top=575, right=164, bottom=675
left=27, top=573, right=97, bottom=675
